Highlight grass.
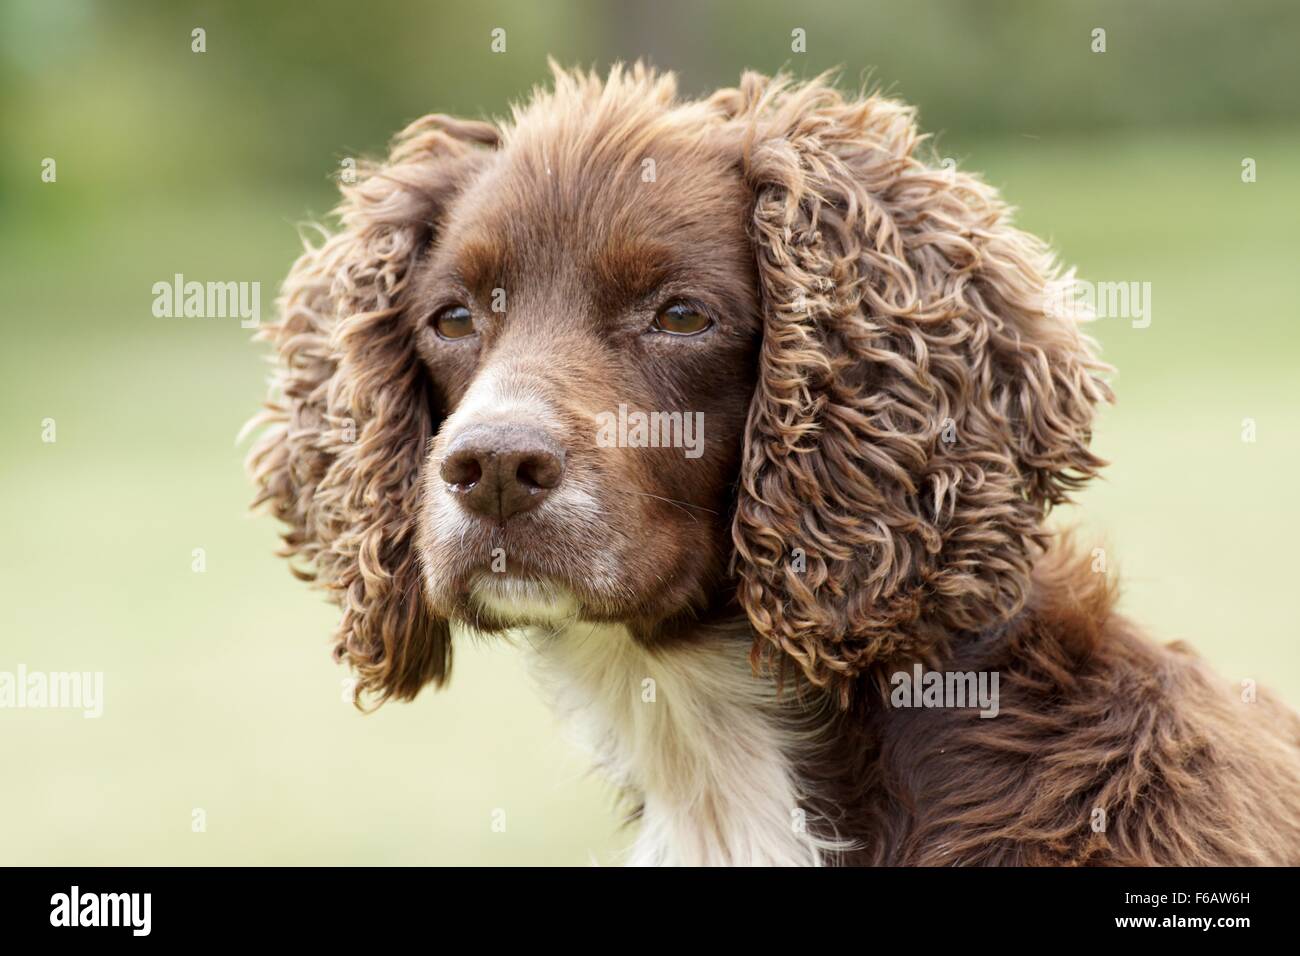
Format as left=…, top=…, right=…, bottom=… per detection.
left=1, top=127, right=1297, bottom=864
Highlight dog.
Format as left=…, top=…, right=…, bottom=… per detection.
left=247, top=64, right=1300, bottom=865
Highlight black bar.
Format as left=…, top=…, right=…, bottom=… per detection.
left=0, top=866, right=1288, bottom=941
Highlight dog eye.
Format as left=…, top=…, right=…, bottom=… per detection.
left=652, top=302, right=713, bottom=336
left=432, top=305, right=476, bottom=340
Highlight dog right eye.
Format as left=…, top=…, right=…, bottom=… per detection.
left=652, top=301, right=713, bottom=336
left=432, top=305, right=476, bottom=340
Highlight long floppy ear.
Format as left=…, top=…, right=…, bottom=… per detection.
left=725, top=75, right=1112, bottom=704
left=246, top=115, right=497, bottom=707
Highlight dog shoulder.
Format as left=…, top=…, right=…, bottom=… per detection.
left=869, top=557, right=1300, bottom=865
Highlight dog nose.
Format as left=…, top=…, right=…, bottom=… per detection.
left=440, top=423, right=565, bottom=521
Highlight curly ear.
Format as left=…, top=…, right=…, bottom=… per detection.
left=727, top=75, right=1112, bottom=703
left=246, top=115, right=496, bottom=707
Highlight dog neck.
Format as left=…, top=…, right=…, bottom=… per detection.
left=523, top=619, right=848, bottom=866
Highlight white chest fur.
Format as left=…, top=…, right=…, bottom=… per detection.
left=524, top=621, right=839, bottom=866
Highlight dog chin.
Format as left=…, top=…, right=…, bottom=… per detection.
left=466, top=573, right=580, bottom=626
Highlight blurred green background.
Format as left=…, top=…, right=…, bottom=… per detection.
left=2, top=0, right=1297, bottom=865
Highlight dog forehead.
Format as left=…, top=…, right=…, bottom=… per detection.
left=436, top=132, right=751, bottom=311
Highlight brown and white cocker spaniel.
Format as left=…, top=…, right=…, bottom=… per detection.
left=248, top=64, right=1300, bottom=866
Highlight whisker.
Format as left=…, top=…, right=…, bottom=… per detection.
left=614, top=489, right=718, bottom=520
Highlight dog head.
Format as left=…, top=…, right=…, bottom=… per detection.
left=248, top=64, right=1110, bottom=707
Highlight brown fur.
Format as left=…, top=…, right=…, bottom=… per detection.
left=248, top=64, right=1300, bottom=864
left=806, top=546, right=1300, bottom=864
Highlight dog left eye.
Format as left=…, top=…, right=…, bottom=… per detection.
left=652, top=302, right=713, bottom=336
left=432, top=304, right=476, bottom=340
